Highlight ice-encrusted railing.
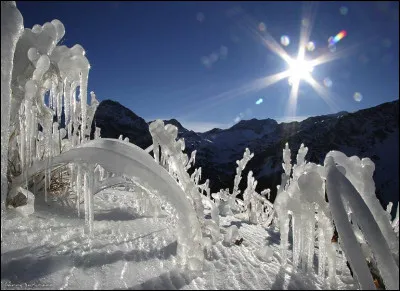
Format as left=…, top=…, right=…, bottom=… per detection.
left=273, top=143, right=399, bottom=290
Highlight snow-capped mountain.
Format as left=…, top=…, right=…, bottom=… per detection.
left=93, top=99, right=399, bottom=212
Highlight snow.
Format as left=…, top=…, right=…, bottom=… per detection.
left=1, top=188, right=359, bottom=290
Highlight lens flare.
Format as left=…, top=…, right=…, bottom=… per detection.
left=255, top=98, right=263, bottom=105
left=323, top=77, right=332, bottom=88
left=328, top=44, right=337, bottom=52
left=306, top=41, right=315, bottom=51
left=197, top=12, right=205, bottom=22
left=329, top=30, right=347, bottom=46
left=354, top=92, right=363, bottom=102
left=340, top=6, right=348, bottom=15
left=281, top=35, right=290, bottom=46
left=258, top=22, right=266, bottom=32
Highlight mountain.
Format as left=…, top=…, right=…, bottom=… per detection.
left=93, top=99, right=399, bottom=213
left=92, top=100, right=153, bottom=149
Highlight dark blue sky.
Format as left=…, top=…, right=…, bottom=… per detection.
left=18, top=1, right=399, bottom=131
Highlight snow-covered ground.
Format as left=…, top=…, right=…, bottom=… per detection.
left=1, top=188, right=357, bottom=290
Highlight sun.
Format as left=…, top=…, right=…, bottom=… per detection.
left=287, top=57, right=314, bottom=86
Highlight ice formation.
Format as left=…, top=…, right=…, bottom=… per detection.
left=1, top=1, right=24, bottom=210
left=274, top=143, right=399, bottom=289
left=325, top=155, right=399, bottom=290
left=325, top=151, right=399, bottom=265
left=149, top=120, right=205, bottom=223
left=230, top=148, right=254, bottom=212
left=10, top=138, right=205, bottom=269
left=2, top=7, right=103, bottom=240
left=274, top=144, right=336, bottom=286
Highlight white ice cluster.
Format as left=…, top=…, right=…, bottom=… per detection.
left=274, top=143, right=399, bottom=289
left=325, top=153, right=399, bottom=290
left=230, top=149, right=275, bottom=226
left=230, top=147, right=254, bottom=212
left=4, top=1, right=101, bottom=212
left=149, top=120, right=205, bottom=220
left=274, top=143, right=336, bottom=286
left=1, top=1, right=24, bottom=210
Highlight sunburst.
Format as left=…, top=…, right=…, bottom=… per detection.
left=179, top=2, right=351, bottom=121
left=238, top=2, right=350, bottom=118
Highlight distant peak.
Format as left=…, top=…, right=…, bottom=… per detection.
left=164, top=118, right=185, bottom=130
left=97, top=100, right=140, bottom=119
left=100, top=99, right=122, bottom=106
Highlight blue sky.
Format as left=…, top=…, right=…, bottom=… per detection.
left=18, top=1, right=399, bottom=132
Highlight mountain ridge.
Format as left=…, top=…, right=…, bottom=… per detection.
left=93, top=99, right=399, bottom=214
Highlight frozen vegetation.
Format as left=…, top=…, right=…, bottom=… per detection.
left=1, top=2, right=399, bottom=290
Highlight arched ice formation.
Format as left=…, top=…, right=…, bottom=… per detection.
left=11, top=138, right=204, bottom=270
left=325, top=157, right=399, bottom=290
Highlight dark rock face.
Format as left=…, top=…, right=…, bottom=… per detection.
left=92, top=100, right=153, bottom=149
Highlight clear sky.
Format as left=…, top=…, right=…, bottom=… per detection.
left=18, top=1, right=399, bottom=132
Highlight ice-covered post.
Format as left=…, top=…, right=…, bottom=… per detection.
left=1, top=1, right=24, bottom=210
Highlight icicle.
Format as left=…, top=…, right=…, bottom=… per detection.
left=94, top=127, right=101, bottom=139
left=292, top=213, right=302, bottom=270
left=386, top=202, right=393, bottom=216
left=87, top=164, right=94, bottom=233
left=318, top=217, right=326, bottom=279
left=392, top=202, right=399, bottom=233
left=64, top=80, right=71, bottom=134
left=71, top=84, right=77, bottom=144
left=49, top=82, right=53, bottom=109
left=48, top=155, right=52, bottom=197
left=76, top=164, right=82, bottom=217
left=19, top=104, right=26, bottom=171
left=307, top=213, right=316, bottom=273
left=80, top=69, right=89, bottom=144
left=52, top=122, right=59, bottom=155
left=83, top=166, right=88, bottom=227
left=57, top=84, right=62, bottom=123
left=44, top=158, right=48, bottom=203
left=31, top=106, right=38, bottom=163
left=25, top=166, right=28, bottom=191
